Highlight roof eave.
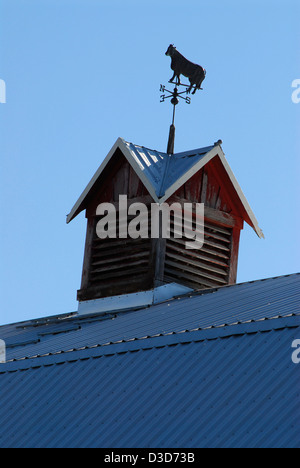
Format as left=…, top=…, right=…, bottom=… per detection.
left=66, top=137, right=161, bottom=224
left=218, top=150, right=265, bottom=238
left=66, top=137, right=124, bottom=223
left=159, top=144, right=264, bottom=238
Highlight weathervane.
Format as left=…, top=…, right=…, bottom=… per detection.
left=160, top=44, right=206, bottom=154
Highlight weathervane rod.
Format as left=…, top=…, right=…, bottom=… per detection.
left=167, top=123, right=175, bottom=155
left=172, top=100, right=176, bottom=126
left=167, top=84, right=179, bottom=154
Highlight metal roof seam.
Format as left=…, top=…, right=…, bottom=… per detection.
left=6, top=311, right=299, bottom=360
left=2, top=314, right=298, bottom=369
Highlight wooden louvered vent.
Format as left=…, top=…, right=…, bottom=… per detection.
left=90, top=238, right=152, bottom=295
left=164, top=216, right=232, bottom=290
left=78, top=210, right=155, bottom=301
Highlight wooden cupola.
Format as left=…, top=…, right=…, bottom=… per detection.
left=67, top=137, right=263, bottom=303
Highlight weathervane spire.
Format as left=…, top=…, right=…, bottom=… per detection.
left=160, top=44, right=206, bottom=154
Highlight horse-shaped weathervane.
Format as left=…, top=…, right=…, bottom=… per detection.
left=165, top=44, right=206, bottom=94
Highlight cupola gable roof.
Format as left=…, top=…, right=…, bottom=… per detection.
left=66, top=137, right=264, bottom=239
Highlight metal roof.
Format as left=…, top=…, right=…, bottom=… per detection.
left=66, top=138, right=264, bottom=238
left=0, top=273, right=299, bottom=448
left=1, top=273, right=299, bottom=362
left=124, top=141, right=215, bottom=199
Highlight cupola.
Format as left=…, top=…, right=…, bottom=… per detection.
left=67, top=137, right=263, bottom=311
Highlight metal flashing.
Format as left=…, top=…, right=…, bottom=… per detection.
left=77, top=282, right=193, bottom=316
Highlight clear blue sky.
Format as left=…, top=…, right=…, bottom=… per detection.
left=0, top=0, right=299, bottom=325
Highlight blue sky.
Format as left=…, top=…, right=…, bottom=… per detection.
left=0, top=0, right=299, bottom=325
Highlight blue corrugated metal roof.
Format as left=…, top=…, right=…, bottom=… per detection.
left=0, top=273, right=299, bottom=448
left=0, top=318, right=299, bottom=448
left=1, top=273, right=299, bottom=362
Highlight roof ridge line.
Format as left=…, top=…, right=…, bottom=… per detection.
left=157, top=153, right=172, bottom=198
